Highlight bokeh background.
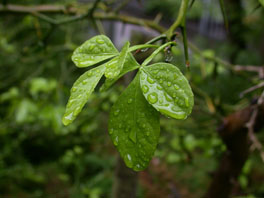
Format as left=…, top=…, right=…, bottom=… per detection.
left=1, top=0, right=264, bottom=197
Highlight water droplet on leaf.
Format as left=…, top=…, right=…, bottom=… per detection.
left=141, top=85, right=149, bottom=93
left=147, top=93, right=158, bottom=104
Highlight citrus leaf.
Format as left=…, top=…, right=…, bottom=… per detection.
left=140, top=63, right=194, bottom=119
left=62, top=65, right=105, bottom=125
left=72, top=35, right=118, bottom=68
left=100, top=53, right=139, bottom=92
left=105, top=41, right=130, bottom=78
left=108, top=74, right=160, bottom=171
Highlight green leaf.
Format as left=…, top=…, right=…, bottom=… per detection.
left=72, top=35, right=118, bottom=68
left=62, top=65, right=105, bottom=125
left=260, top=0, right=264, bottom=7
left=108, top=74, right=160, bottom=171
left=140, top=63, right=194, bottom=119
left=105, top=41, right=130, bottom=78
left=100, top=53, right=139, bottom=91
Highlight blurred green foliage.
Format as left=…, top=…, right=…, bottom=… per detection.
left=0, top=0, right=264, bottom=197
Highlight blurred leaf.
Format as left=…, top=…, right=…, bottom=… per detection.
left=259, top=0, right=264, bottom=7
left=29, top=77, right=57, bottom=96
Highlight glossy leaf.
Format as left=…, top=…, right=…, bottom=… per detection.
left=108, top=74, right=160, bottom=171
left=140, top=63, right=194, bottom=119
left=105, top=41, right=130, bottom=79
left=72, top=35, right=118, bottom=68
left=100, top=53, right=139, bottom=91
left=62, top=65, right=105, bottom=125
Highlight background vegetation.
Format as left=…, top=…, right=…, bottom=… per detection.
left=0, top=0, right=264, bottom=197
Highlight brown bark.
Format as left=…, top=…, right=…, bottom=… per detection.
left=205, top=104, right=264, bottom=198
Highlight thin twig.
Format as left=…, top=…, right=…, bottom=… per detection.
left=240, top=82, right=264, bottom=98
left=245, top=91, right=264, bottom=162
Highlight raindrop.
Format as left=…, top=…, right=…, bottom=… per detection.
left=185, top=98, right=189, bottom=107
left=172, top=93, right=177, bottom=98
left=87, top=71, right=93, bottom=77
left=114, top=136, right=119, bottom=146
left=96, top=38, right=104, bottom=44
left=125, top=154, right=133, bottom=168
left=147, top=76, right=155, bottom=84
left=64, top=112, right=74, bottom=122
left=164, top=92, right=173, bottom=102
left=114, top=109, right=120, bottom=116
left=72, top=87, right=77, bottom=92
left=127, top=98, right=133, bottom=104
left=141, top=48, right=149, bottom=52
left=141, top=85, right=149, bottom=93
left=178, top=99, right=185, bottom=107
left=89, top=44, right=95, bottom=50
left=153, top=70, right=158, bottom=74
left=129, top=131, right=137, bottom=143
left=67, top=100, right=74, bottom=108
left=157, top=85, right=162, bottom=90
left=167, top=82, right=172, bottom=87
left=73, top=106, right=81, bottom=116
left=82, top=80, right=87, bottom=85
left=147, top=93, right=158, bottom=104
left=174, top=84, right=179, bottom=90
left=109, top=128, right=114, bottom=134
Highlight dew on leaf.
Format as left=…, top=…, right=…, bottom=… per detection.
left=174, top=84, right=179, bottom=90
left=114, top=136, right=119, bottom=146
left=72, top=87, right=77, bottom=92
left=157, top=85, right=162, bottom=90
left=164, top=92, right=173, bottom=102
left=185, top=98, right=189, bottom=107
left=147, top=76, right=155, bottom=84
left=114, top=109, right=120, bottom=116
left=82, top=80, right=87, bottom=85
left=147, top=92, right=158, bottom=104
left=127, top=98, right=133, bottom=104
left=125, top=154, right=133, bottom=168
left=87, top=71, right=93, bottom=77
left=109, top=128, right=114, bottom=134
left=96, top=38, right=104, bottom=44
left=73, top=107, right=81, bottom=116
left=129, top=130, right=137, bottom=143
left=167, top=82, right=172, bottom=87
left=141, top=85, right=149, bottom=93
left=89, top=44, right=95, bottom=50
